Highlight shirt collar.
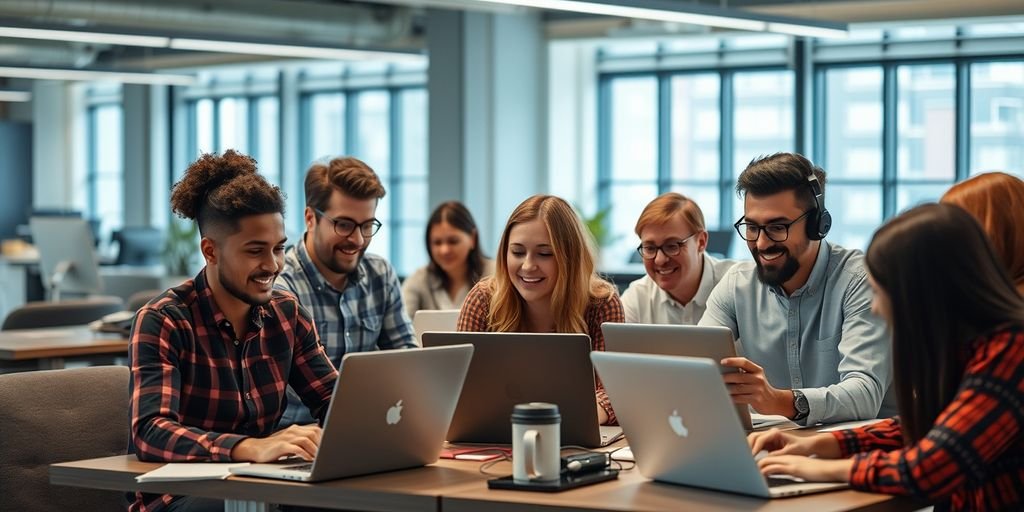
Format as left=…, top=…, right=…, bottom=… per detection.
left=296, top=233, right=366, bottom=293
left=690, top=252, right=719, bottom=308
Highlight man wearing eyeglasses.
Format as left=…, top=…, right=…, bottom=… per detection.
left=621, top=192, right=736, bottom=325
left=699, top=152, right=893, bottom=426
left=275, top=156, right=417, bottom=427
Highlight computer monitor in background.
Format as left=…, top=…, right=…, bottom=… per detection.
left=29, top=217, right=103, bottom=301
left=705, top=229, right=735, bottom=259
left=112, top=227, right=164, bottom=266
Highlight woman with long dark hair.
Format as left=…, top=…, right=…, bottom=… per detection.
left=748, top=203, right=1024, bottom=511
left=402, top=201, right=493, bottom=315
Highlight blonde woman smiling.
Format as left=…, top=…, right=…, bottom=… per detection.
left=458, top=195, right=624, bottom=424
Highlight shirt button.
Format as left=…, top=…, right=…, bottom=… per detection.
left=233, top=339, right=240, bottom=346
left=245, top=392, right=252, bottom=400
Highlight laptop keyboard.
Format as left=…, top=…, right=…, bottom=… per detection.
left=766, top=475, right=804, bottom=487
left=284, top=463, right=313, bottom=473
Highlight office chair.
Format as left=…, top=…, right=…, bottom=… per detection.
left=0, top=366, right=129, bottom=512
left=112, top=227, right=165, bottom=266
left=127, top=289, right=164, bottom=311
left=1, top=296, right=124, bottom=330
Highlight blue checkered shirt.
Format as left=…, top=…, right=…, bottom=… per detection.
left=275, top=237, right=416, bottom=426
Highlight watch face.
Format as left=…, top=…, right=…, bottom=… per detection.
left=794, top=391, right=809, bottom=416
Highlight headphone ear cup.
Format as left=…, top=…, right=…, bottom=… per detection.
left=806, top=208, right=832, bottom=240
left=818, top=209, right=832, bottom=239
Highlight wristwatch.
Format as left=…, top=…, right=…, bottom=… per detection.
left=792, top=390, right=809, bottom=422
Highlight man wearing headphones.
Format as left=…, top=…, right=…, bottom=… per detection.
left=699, top=152, right=894, bottom=426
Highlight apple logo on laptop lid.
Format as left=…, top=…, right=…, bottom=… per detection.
left=386, top=400, right=403, bottom=425
left=668, top=410, right=689, bottom=437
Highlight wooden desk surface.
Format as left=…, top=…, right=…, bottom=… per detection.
left=52, top=454, right=918, bottom=512
left=441, top=458, right=914, bottom=512
left=0, top=326, right=127, bottom=361
left=51, top=455, right=488, bottom=512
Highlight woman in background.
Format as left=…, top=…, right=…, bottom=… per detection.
left=941, top=171, right=1024, bottom=294
left=402, top=201, right=493, bottom=316
left=749, top=203, right=1024, bottom=511
left=458, top=194, right=624, bottom=424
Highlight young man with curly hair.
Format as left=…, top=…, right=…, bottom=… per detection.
left=127, top=150, right=338, bottom=512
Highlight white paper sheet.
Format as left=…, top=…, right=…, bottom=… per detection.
left=136, top=462, right=251, bottom=482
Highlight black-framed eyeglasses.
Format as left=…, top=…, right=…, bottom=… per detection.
left=313, top=208, right=382, bottom=238
left=733, top=210, right=812, bottom=243
left=636, top=233, right=698, bottom=260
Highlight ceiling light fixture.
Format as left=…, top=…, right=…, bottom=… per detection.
left=0, top=20, right=425, bottom=62
left=168, top=39, right=423, bottom=62
left=0, top=66, right=196, bottom=86
left=0, top=89, right=31, bottom=102
left=0, top=26, right=169, bottom=48
left=468, top=0, right=848, bottom=38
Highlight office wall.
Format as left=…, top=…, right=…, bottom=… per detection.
left=0, top=122, right=32, bottom=239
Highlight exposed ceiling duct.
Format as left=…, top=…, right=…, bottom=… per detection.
left=0, top=0, right=420, bottom=49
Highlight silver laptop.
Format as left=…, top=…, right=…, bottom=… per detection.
left=421, top=332, right=622, bottom=448
left=591, top=351, right=847, bottom=498
left=230, top=344, right=473, bottom=482
left=412, top=309, right=460, bottom=345
left=602, top=323, right=753, bottom=430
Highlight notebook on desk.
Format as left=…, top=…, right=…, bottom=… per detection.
left=602, top=323, right=757, bottom=431
left=230, top=344, right=473, bottom=482
left=591, top=351, right=847, bottom=498
left=421, top=332, right=623, bottom=448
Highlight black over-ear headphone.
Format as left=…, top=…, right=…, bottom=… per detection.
left=805, top=174, right=832, bottom=241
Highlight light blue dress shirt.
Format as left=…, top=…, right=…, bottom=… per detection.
left=699, top=241, right=894, bottom=425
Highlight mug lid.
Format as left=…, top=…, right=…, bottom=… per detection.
left=511, top=402, right=561, bottom=424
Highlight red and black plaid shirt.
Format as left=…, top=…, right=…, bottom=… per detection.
left=834, top=326, right=1024, bottom=511
left=128, top=269, right=337, bottom=512
left=457, top=278, right=625, bottom=424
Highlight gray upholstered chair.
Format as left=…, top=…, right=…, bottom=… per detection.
left=1, top=296, right=124, bottom=330
left=0, top=366, right=129, bottom=511
left=127, top=289, right=164, bottom=312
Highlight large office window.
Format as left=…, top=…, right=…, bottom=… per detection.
left=603, top=76, right=658, bottom=268
left=300, top=86, right=429, bottom=276
left=86, top=102, right=124, bottom=245
left=822, top=67, right=884, bottom=250
left=970, top=61, right=1024, bottom=175
left=895, top=64, right=956, bottom=211
left=819, top=59, right=1024, bottom=249
left=596, top=23, right=1024, bottom=267
left=598, top=68, right=795, bottom=267
left=188, top=95, right=281, bottom=186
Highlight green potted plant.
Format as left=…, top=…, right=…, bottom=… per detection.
left=579, top=205, right=616, bottom=249
left=164, top=219, right=199, bottom=277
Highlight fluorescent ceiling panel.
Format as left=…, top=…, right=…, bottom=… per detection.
left=0, top=89, right=31, bottom=102
left=169, top=39, right=423, bottom=62
left=0, top=26, right=169, bottom=47
left=470, top=0, right=847, bottom=37
left=0, top=66, right=196, bottom=86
